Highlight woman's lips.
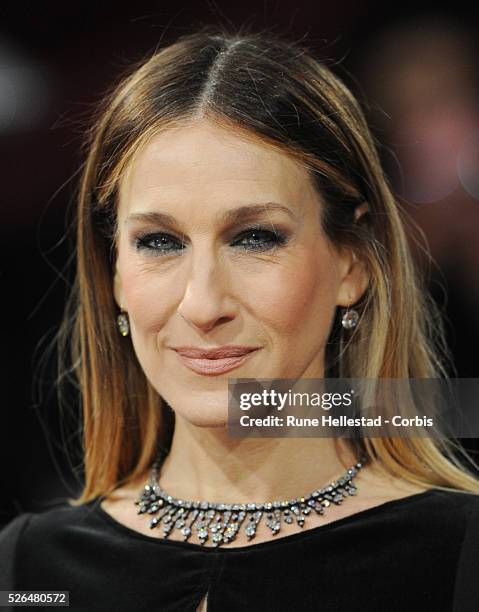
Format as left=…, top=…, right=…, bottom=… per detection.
left=175, top=350, right=258, bottom=375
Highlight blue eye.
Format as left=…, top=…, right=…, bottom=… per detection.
left=135, top=233, right=183, bottom=254
left=134, top=226, right=287, bottom=256
left=232, top=227, right=286, bottom=251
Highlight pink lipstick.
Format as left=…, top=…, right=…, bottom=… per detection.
left=171, top=345, right=260, bottom=376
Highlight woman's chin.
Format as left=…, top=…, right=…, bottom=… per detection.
left=164, top=394, right=230, bottom=428
left=178, top=407, right=229, bottom=428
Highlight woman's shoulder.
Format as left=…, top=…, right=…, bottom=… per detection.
left=385, top=485, right=479, bottom=534
left=0, top=512, right=34, bottom=562
left=424, top=488, right=479, bottom=529
left=0, top=499, right=99, bottom=566
left=0, top=497, right=106, bottom=589
left=357, top=465, right=479, bottom=529
left=1, top=497, right=102, bottom=538
left=429, top=489, right=479, bottom=610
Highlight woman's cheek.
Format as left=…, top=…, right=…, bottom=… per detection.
left=244, top=256, right=336, bottom=335
left=121, top=265, right=171, bottom=333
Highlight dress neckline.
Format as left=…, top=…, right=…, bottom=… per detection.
left=91, top=488, right=438, bottom=553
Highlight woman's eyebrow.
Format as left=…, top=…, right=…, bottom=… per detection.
left=125, top=202, right=298, bottom=227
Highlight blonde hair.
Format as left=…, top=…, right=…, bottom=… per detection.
left=54, top=24, right=479, bottom=505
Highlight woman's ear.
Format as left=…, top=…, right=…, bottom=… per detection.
left=354, top=201, right=370, bottom=222
left=335, top=201, right=371, bottom=306
left=335, top=248, right=370, bottom=308
left=113, top=270, right=124, bottom=310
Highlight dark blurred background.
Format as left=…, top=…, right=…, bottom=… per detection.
left=1, top=2, right=478, bottom=526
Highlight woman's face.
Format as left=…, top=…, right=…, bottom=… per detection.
left=114, top=118, right=366, bottom=426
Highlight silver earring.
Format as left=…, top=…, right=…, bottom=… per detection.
left=341, top=306, right=359, bottom=330
left=117, top=311, right=130, bottom=336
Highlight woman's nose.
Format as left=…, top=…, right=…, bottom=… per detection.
left=177, top=251, right=237, bottom=333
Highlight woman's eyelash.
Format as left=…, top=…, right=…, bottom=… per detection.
left=232, top=226, right=287, bottom=251
left=134, top=226, right=287, bottom=256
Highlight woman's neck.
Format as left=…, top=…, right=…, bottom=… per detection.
left=156, top=415, right=359, bottom=503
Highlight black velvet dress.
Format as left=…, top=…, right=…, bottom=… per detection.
left=1, top=488, right=479, bottom=611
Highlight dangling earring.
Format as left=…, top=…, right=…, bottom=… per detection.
left=341, top=305, right=359, bottom=330
left=117, top=310, right=130, bottom=336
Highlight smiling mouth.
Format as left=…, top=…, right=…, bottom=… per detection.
left=174, top=349, right=259, bottom=376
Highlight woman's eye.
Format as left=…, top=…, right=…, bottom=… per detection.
left=232, top=227, right=286, bottom=251
left=134, top=226, right=286, bottom=256
left=135, top=233, right=184, bottom=254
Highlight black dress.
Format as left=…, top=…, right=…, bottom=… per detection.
left=1, top=488, right=479, bottom=611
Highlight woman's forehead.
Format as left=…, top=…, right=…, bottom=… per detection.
left=117, top=120, right=317, bottom=220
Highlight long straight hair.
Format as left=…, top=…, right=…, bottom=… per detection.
left=56, top=24, right=479, bottom=505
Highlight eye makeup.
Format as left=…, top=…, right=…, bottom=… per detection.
left=132, top=224, right=289, bottom=257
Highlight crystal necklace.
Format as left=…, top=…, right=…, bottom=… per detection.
left=134, top=451, right=367, bottom=547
